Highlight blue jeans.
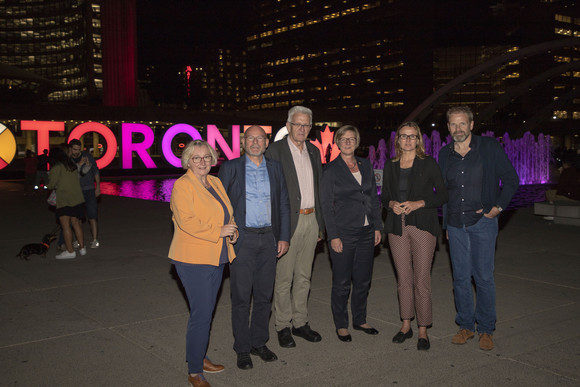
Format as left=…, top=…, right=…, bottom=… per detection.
left=447, top=216, right=498, bottom=334
left=174, top=261, right=224, bottom=374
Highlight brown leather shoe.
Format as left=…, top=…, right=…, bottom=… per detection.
left=203, top=358, right=224, bottom=373
left=479, top=333, right=494, bottom=350
left=451, top=329, right=474, bottom=344
left=188, top=373, right=210, bottom=387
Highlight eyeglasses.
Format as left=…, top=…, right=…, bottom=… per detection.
left=399, top=134, right=418, bottom=140
left=191, top=155, right=212, bottom=164
left=288, top=121, right=313, bottom=130
left=245, top=136, right=266, bottom=143
left=339, top=137, right=357, bottom=144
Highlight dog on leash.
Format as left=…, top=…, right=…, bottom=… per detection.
left=16, top=227, right=59, bottom=260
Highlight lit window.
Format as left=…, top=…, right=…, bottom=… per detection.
left=555, top=14, right=572, bottom=23
left=554, top=55, right=571, bottom=62
left=555, top=27, right=572, bottom=36
left=553, top=110, right=568, bottom=118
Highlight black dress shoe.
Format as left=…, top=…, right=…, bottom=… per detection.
left=292, top=324, right=322, bottom=342
left=392, top=328, right=413, bottom=343
left=250, top=345, right=278, bottom=362
left=353, top=324, right=379, bottom=335
left=336, top=330, right=352, bottom=342
left=236, top=352, right=253, bottom=370
left=277, top=327, right=296, bottom=348
left=417, top=338, right=430, bottom=350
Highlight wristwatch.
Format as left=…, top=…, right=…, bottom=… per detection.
left=496, top=205, right=503, bottom=212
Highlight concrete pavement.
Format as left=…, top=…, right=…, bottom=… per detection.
left=0, top=180, right=579, bottom=386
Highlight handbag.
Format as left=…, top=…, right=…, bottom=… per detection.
left=47, top=190, right=57, bottom=206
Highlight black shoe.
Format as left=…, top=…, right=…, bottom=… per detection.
left=277, top=327, right=296, bottom=348
left=392, top=328, right=413, bottom=343
left=292, top=324, right=322, bottom=342
left=353, top=324, right=379, bottom=335
left=417, top=338, right=430, bottom=350
left=250, top=345, right=278, bottom=362
left=336, top=329, right=352, bottom=342
left=236, top=352, right=253, bottom=370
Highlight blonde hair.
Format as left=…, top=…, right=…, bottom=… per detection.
left=392, top=121, right=426, bottom=162
left=181, top=140, right=218, bottom=169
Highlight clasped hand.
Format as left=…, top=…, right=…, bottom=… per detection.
left=220, top=224, right=238, bottom=243
left=390, top=200, right=424, bottom=215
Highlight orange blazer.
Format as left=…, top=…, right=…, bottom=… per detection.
left=168, top=169, right=236, bottom=265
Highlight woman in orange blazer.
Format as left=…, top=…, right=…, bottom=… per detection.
left=169, top=140, right=238, bottom=387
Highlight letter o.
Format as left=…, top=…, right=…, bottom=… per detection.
left=68, top=122, right=118, bottom=169
left=162, top=124, right=202, bottom=167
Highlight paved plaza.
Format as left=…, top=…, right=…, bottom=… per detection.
left=0, top=180, right=579, bottom=386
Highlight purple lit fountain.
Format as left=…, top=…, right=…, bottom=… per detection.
left=368, top=130, right=551, bottom=185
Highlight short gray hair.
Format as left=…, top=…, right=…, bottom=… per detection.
left=181, top=140, right=218, bottom=169
left=287, top=105, right=313, bottom=124
left=446, top=105, right=473, bottom=123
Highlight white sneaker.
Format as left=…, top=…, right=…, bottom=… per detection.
left=56, top=250, right=77, bottom=260
left=90, top=240, right=99, bottom=249
left=79, top=247, right=87, bottom=256
left=72, top=240, right=80, bottom=249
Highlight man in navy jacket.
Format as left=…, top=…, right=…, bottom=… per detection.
left=439, top=106, right=519, bottom=351
left=219, top=125, right=290, bottom=370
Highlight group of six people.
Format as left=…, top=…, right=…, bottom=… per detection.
left=168, top=105, right=519, bottom=387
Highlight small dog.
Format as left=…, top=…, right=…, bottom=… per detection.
left=17, top=228, right=59, bottom=260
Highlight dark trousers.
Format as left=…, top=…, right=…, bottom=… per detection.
left=174, top=261, right=224, bottom=374
left=230, top=230, right=277, bottom=353
left=329, top=225, right=375, bottom=329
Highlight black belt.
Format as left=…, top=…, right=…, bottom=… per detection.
left=245, top=226, right=272, bottom=234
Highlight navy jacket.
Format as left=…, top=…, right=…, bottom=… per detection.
left=381, top=156, right=448, bottom=236
left=218, top=155, right=291, bottom=254
left=265, top=137, right=325, bottom=238
left=438, top=134, right=519, bottom=228
left=320, top=156, right=382, bottom=240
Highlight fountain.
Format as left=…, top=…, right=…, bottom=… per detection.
left=368, top=130, right=551, bottom=185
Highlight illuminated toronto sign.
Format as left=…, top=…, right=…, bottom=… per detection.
left=3, top=120, right=341, bottom=171
left=17, top=121, right=280, bottom=170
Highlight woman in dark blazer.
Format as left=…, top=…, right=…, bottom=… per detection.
left=382, top=122, right=448, bottom=351
left=321, top=125, right=382, bottom=342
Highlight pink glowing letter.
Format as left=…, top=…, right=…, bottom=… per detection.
left=121, top=123, right=156, bottom=169
left=161, top=123, right=202, bottom=167
left=207, top=125, right=240, bottom=160
left=69, top=122, right=118, bottom=169
left=21, top=120, right=64, bottom=155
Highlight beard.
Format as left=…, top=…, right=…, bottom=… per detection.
left=452, top=131, right=470, bottom=143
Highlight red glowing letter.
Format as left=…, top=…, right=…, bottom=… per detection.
left=21, top=121, right=64, bottom=154
left=68, top=122, right=118, bottom=169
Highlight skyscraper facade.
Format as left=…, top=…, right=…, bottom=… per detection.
left=242, top=0, right=579, bottom=136
left=0, top=0, right=103, bottom=102
left=244, top=0, right=435, bottom=136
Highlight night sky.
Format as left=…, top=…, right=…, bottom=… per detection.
left=136, top=0, right=243, bottom=67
